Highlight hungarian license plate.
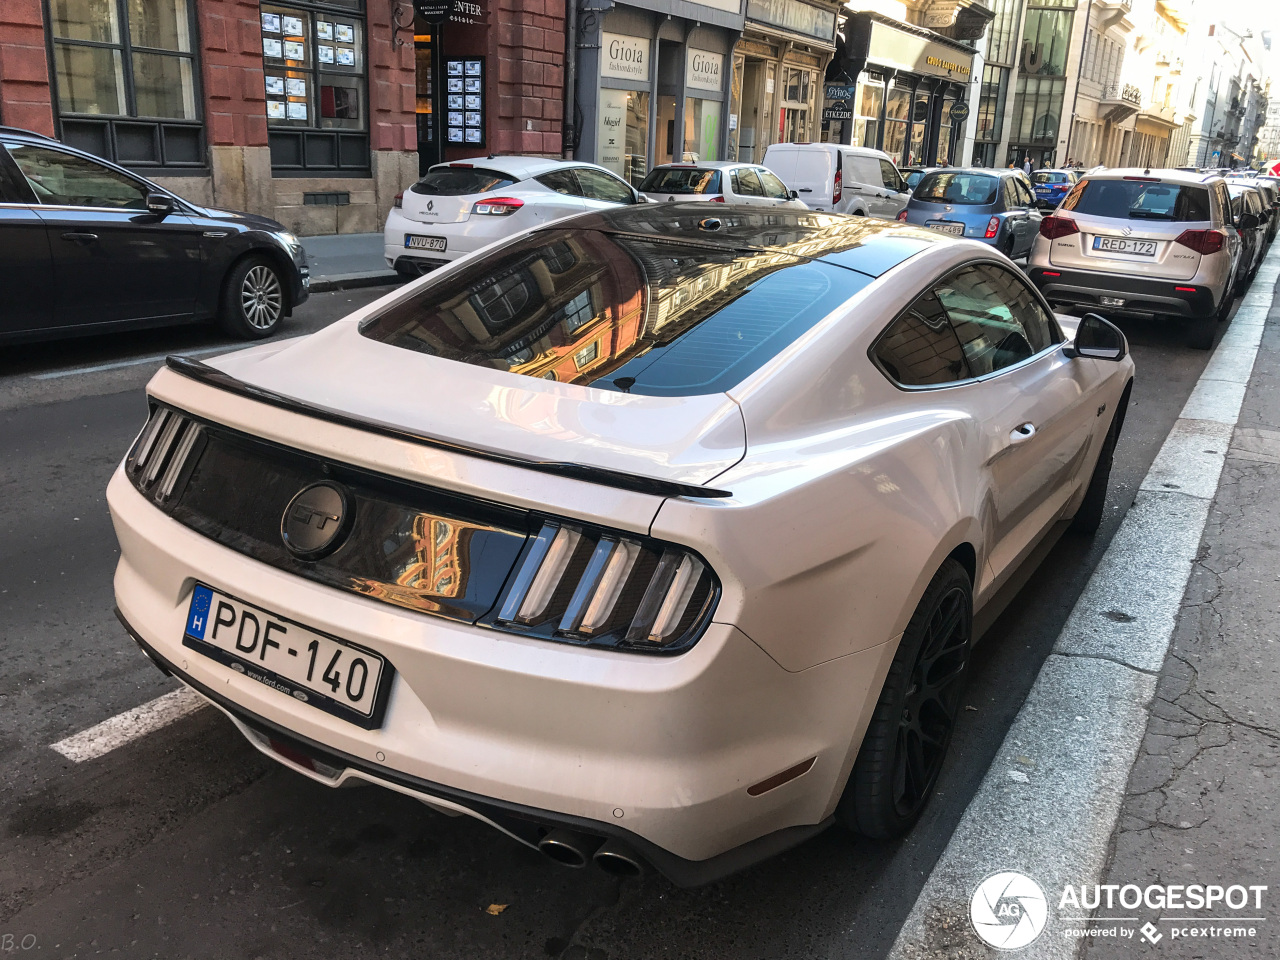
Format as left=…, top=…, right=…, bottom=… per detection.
left=1093, top=236, right=1156, bottom=256
left=405, top=234, right=447, bottom=252
left=183, top=585, right=390, bottom=728
left=927, top=221, right=965, bottom=236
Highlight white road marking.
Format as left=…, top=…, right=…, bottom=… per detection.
left=888, top=247, right=1280, bottom=960
left=31, top=344, right=239, bottom=380
left=50, top=686, right=208, bottom=763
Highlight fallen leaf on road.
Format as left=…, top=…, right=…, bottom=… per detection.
left=486, top=904, right=508, bottom=915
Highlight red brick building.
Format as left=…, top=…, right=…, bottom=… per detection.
left=0, top=0, right=566, bottom=235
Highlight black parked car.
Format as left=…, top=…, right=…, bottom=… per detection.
left=0, top=126, right=308, bottom=345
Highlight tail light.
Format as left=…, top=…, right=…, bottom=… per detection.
left=494, top=521, right=717, bottom=652
left=394, top=191, right=403, bottom=209
left=985, top=215, right=1000, bottom=239
left=833, top=168, right=842, bottom=205
left=896, top=209, right=908, bottom=221
left=473, top=197, right=524, bottom=216
left=709, top=195, right=726, bottom=202
left=1175, top=229, right=1225, bottom=254
left=1039, top=215, right=1079, bottom=239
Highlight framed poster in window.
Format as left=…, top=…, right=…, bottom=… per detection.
left=444, top=58, right=483, bottom=147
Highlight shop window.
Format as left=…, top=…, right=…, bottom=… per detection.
left=48, top=0, right=204, bottom=169
left=261, top=1, right=370, bottom=175
left=853, top=80, right=883, bottom=149
left=781, top=68, right=813, bottom=144
left=684, top=99, right=720, bottom=161
left=598, top=89, right=650, bottom=187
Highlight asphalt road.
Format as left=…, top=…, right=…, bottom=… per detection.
left=0, top=286, right=1243, bottom=959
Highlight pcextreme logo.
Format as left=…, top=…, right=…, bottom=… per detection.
left=966, top=873, right=1268, bottom=949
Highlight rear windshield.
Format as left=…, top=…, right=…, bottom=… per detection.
left=639, top=168, right=722, bottom=194
left=359, top=229, right=871, bottom=396
left=1033, top=171, right=1069, bottom=184
left=410, top=167, right=517, bottom=197
left=1062, top=179, right=1212, bottom=221
left=913, top=173, right=999, bottom=205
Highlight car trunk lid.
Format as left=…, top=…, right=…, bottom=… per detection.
left=1049, top=212, right=1207, bottom=281
left=192, top=321, right=747, bottom=490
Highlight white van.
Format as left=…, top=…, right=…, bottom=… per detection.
left=763, top=143, right=910, bottom=219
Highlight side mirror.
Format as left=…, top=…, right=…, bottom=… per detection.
left=146, top=192, right=175, bottom=218
left=633, top=192, right=648, bottom=204
left=1065, top=312, right=1127, bottom=361
left=1240, top=212, right=1259, bottom=230
left=789, top=189, right=799, bottom=200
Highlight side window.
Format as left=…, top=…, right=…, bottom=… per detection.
left=1218, top=183, right=1234, bottom=224
left=1230, top=194, right=1244, bottom=219
left=873, top=291, right=971, bottom=387
left=934, top=263, right=1059, bottom=376
left=1017, top=179, right=1036, bottom=206
left=574, top=168, right=635, bottom=204
left=537, top=169, right=582, bottom=196
left=756, top=168, right=790, bottom=199
left=878, top=158, right=903, bottom=191
left=5, top=143, right=148, bottom=209
left=733, top=168, right=764, bottom=197
left=1001, top=178, right=1019, bottom=210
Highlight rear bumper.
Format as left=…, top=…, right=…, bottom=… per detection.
left=116, top=609, right=832, bottom=887
left=1026, top=267, right=1218, bottom=318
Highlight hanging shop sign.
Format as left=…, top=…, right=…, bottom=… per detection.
left=949, top=100, right=970, bottom=122
left=414, top=0, right=451, bottom=22
left=686, top=49, right=725, bottom=94
left=602, top=33, right=650, bottom=82
left=824, top=83, right=854, bottom=101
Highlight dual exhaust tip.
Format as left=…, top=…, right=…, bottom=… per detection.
left=537, top=829, right=644, bottom=877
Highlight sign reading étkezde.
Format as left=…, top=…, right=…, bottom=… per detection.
left=601, top=33, right=650, bottom=82
left=686, top=49, right=724, bottom=93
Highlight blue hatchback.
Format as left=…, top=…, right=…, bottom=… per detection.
left=898, top=168, right=1043, bottom=259
left=1030, top=168, right=1079, bottom=209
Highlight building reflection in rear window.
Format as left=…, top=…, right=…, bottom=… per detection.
left=359, top=229, right=871, bottom=396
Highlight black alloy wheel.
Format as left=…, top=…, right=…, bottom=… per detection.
left=839, top=559, right=972, bottom=839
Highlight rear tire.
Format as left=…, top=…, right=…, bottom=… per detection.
left=219, top=255, right=286, bottom=339
left=1069, top=405, right=1122, bottom=535
left=838, top=559, right=972, bottom=839
left=1186, top=282, right=1232, bottom=350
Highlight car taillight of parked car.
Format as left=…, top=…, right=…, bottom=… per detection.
left=710, top=195, right=726, bottom=202
left=897, top=209, right=908, bottom=221
left=833, top=169, right=842, bottom=205
left=474, top=197, right=524, bottom=216
left=1174, top=229, right=1226, bottom=255
left=1039, top=215, right=1079, bottom=240
left=494, top=521, right=717, bottom=651
left=985, top=216, right=1000, bottom=239
left=394, top=191, right=403, bottom=209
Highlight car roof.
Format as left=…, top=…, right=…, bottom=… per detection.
left=648, top=161, right=757, bottom=170
left=1078, top=168, right=1215, bottom=186
left=557, top=203, right=943, bottom=278
left=430, top=155, right=581, bottom=179
left=919, top=167, right=1007, bottom=177
left=0, top=125, right=57, bottom=142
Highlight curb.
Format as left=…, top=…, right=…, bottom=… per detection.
left=307, top=270, right=402, bottom=293
left=886, top=246, right=1280, bottom=960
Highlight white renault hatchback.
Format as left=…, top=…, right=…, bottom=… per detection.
left=384, top=156, right=644, bottom=277
left=111, top=206, right=1132, bottom=885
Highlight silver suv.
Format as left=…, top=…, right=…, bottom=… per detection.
left=1027, top=169, right=1242, bottom=348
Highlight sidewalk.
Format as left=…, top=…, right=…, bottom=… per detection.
left=302, top=232, right=400, bottom=291
left=1085, top=280, right=1280, bottom=957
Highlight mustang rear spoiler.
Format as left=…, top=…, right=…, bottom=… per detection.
left=165, top=356, right=733, bottom=501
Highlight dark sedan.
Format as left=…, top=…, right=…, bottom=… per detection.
left=0, top=126, right=308, bottom=345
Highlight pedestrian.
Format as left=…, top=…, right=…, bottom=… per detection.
left=1022, top=155, right=1033, bottom=175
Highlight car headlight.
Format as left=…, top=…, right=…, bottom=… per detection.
left=270, top=230, right=304, bottom=258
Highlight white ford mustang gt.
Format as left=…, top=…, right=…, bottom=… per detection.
left=109, top=205, right=1134, bottom=885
